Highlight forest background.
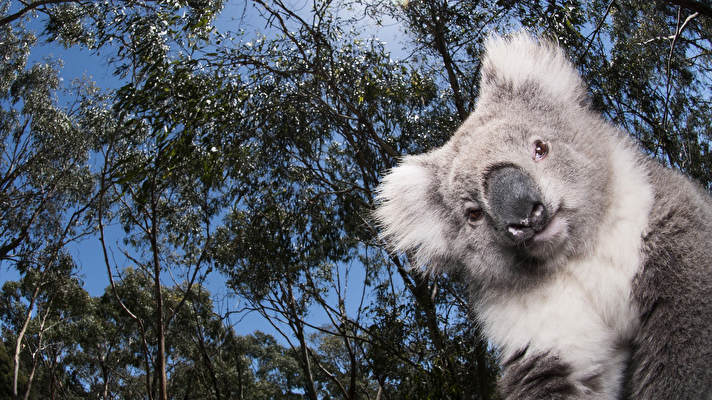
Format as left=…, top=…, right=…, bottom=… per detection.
left=0, top=0, right=710, bottom=399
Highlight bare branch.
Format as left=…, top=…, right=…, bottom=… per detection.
left=662, top=10, right=699, bottom=129
left=579, top=0, right=615, bottom=64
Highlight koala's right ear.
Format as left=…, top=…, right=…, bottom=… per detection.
left=375, top=149, right=452, bottom=269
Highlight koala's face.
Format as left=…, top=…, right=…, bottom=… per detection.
left=376, top=33, right=614, bottom=291
left=436, top=100, right=611, bottom=288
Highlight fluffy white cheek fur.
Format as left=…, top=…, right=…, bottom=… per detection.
left=478, top=137, right=653, bottom=398
left=376, top=160, right=450, bottom=267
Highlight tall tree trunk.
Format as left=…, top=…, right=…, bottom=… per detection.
left=295, top=322, right=318, bottom=400
left=13, top=284, right=41, bottom=399
left=22, top=356, right=38, bottom=400
left=426, top=1, right=468, bottom=121
left=98, top=158, right=155, bottom=400
left=194, top=316, right=222, bottom=400
left=101, top=362, right=110, bottom=400
left=286, top=284, right=318, bottom=400
left=22, top=302, right=51, bottom=400
left=150, top=187, right=168, bottom=400
left=49, top=354, right=57, bottom=400
left=237, top=356, right=244, bottom=400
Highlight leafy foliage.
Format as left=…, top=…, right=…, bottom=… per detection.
left=0, top=0, right=710, bottom=398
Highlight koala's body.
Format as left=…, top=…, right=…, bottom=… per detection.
left=375, top=32, right=712, bottom=399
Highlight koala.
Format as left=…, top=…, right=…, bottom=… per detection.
left=375, top=32, right=712, bottom=399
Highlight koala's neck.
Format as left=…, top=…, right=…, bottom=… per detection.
left=476, top=132, right=654, bottom=397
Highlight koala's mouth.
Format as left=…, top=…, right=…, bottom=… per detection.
left=506, top=209, right=567, bottom=250
left=530, top=213, right=567, bottom=243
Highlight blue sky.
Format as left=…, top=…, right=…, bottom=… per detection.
left=1, top=0, right=405, bottom=342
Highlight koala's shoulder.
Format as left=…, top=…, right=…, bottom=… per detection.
left=644, top=160, right=712, bottom=242
left=630, top=159, right=712, bottom=398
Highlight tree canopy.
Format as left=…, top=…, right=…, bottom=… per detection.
left=0, top=0, right=710, bottom=398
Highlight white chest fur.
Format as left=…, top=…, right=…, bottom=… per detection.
left=477, top=139, right=653, bottom=398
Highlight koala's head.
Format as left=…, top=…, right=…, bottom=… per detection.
left=375, top=32, right=616, bottom=291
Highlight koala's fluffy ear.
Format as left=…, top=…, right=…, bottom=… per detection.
left=375, top=149, right=452, bottom=269
left=480, top=31, right=588, bottom=107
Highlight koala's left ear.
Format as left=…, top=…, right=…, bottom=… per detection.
left=375, top=149, right=452, bottom=269
left=480, top=31, right=589, bottom=108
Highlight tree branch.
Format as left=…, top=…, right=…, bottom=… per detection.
left=0, top=0, right=80, bottom=27
left=97, top=143, right=155, bottom=400
left=662, top=10, right=699, bottom=129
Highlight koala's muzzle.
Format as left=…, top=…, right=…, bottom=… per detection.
left=485, top=166, right=549, bottom=244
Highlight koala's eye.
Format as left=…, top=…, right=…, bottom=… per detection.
left=466, top=207, right=484, bottom=225
left=533, top=140, right=549, bottom=161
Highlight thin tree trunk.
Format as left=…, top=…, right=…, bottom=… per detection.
left=285, top=284, right=318, bottom=400
left=193, top=312, right=222, bottom=400
left=426, top=2, right=468, bottom=121
left=667, top=0, right=712, bottom=19
left=22, top=355, right=38, bottom=400
left=101, top=359, right=110, bottom=400
left=98, top=147, right=154, bottom=400
left=150, top=188, right=168, bottom=400
left=295, top=322, right=318, bottom=400
left=13, top=284, right=41, bottom=399
left=237, top=355, right=244, bottom=400
left=49, top=354, right=57, bottom=400
left=22, top=301, right=51, bottom=400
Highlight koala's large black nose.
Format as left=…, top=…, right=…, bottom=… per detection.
left=485, top=166, right=549, bottom=243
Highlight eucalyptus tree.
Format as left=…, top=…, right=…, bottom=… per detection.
left=574, top=0, right=712, bottom=186
left=0, top=3, right=95, bottom=273
left=3, top=1, right=233, bottom=399
left=207, top=0, right=500, bottom=397
left=0, top=254, right=89, bottom=399
left=88, top=69, right=235, bottom=400
left=0, top=6, right=100, bottom=400
left=210, top=0, right=711, bottom=398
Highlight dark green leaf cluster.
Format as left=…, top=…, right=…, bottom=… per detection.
left=1, top=0, right=710, bottom=399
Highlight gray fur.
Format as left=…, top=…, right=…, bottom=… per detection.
left=629, top=165, right=712, bottom=399
left=375, top=32, right=712, bottom=399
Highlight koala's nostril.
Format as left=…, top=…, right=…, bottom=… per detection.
left=504, top=204, right=549, bottom=243
left=531, top=203, right=544, bottom=219
left=529, top=203, right=546, bottom=228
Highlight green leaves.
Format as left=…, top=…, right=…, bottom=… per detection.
left=2, top=0, right=711, bottom=398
